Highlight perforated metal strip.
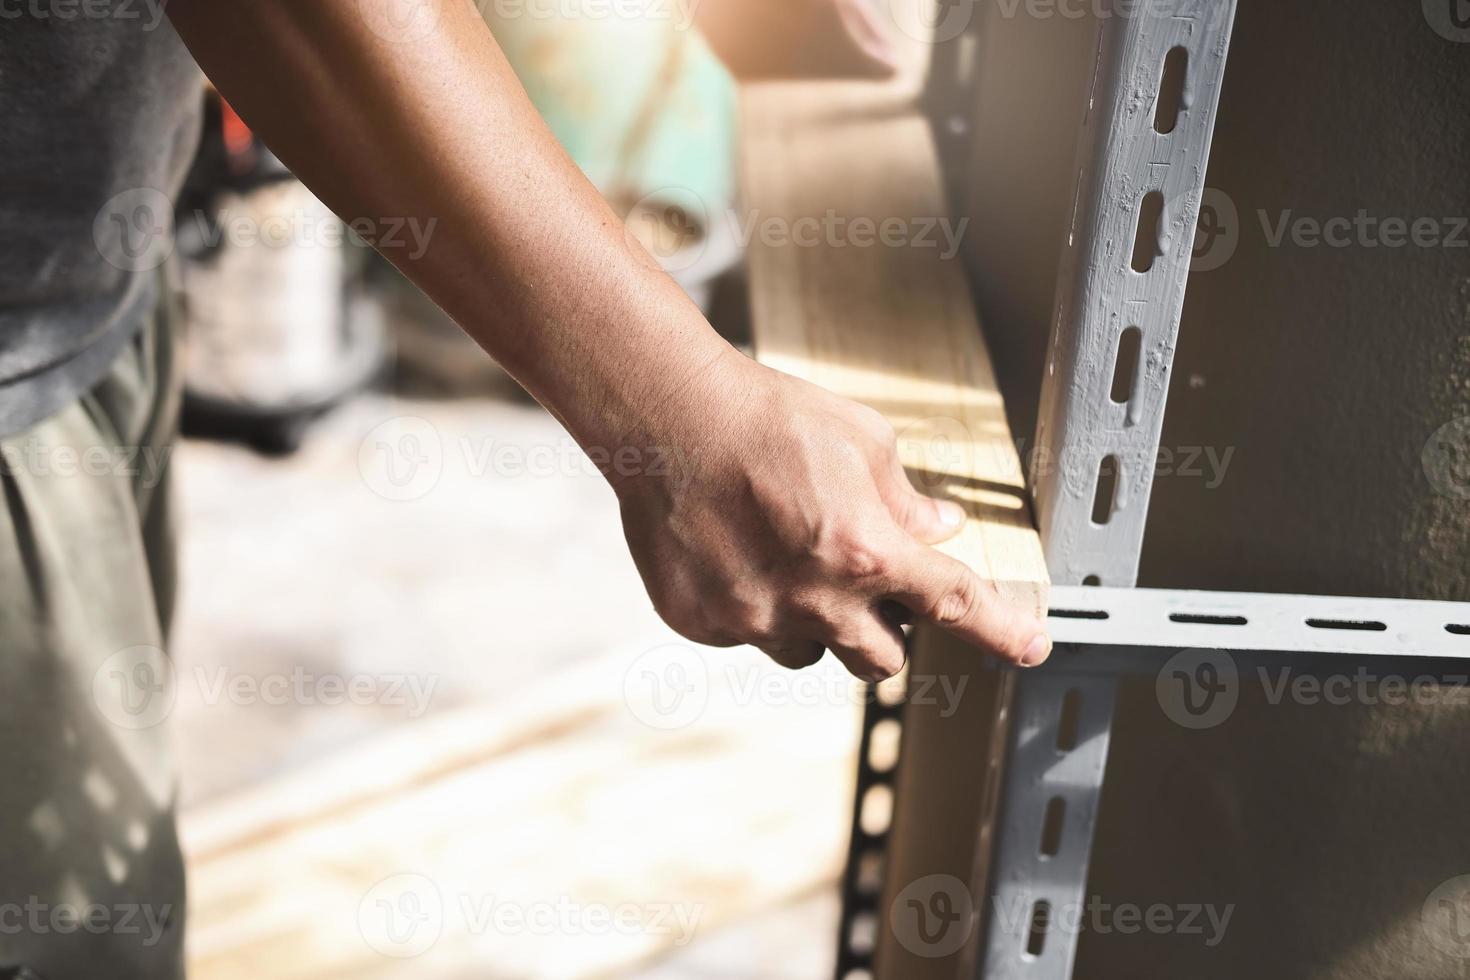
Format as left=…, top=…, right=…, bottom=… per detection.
left=1047, top=586, right=1470, bottom=658
left=979, top=3, right=1240, bottom=979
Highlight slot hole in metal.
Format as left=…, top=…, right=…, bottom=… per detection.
left=1306, top=618, right=1388, bottom=632
left=1131, top=190, right=1165, bottom=273
left=1056, top=690, right=1082, bottom=752
left=1169, top=613, right=1248, bottom=626
left=1111, top=326, right=1142, bottom=404
left=1092, top=454, right=1120, bottom=525
left=1155, top=46, right=1189, bottom=134
left=1025, top=900, right=1051, bottom=958
left=1447, top=624, right=1470, bottom=636
left=1051, top=608, right=1108, bottom=621
left=1040, top=797, right=1066, bottom=857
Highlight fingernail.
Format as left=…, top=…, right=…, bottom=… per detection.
left=940, top=501, right=966, bottom=527
left=1021, top=634, right=1052, bottom=668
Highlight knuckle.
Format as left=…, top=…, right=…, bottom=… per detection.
left=854, top=403, right=895, bottom=442
left=931, top=572, right=987, bottom=627
left=713, top=595, right=778, bottom=647
left=811, top=523, right=890, bottom=581
left=828, top=536, right=892, bottom=582
left=654, top=594, right=736, bottom=648
left=787, top=593, right=844, bottom=634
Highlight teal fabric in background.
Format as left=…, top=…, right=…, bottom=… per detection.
left=480, top=6, right=737, bottom=228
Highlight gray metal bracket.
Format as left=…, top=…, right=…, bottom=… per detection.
left=1047, top=586, right=1470, bottom=658
left=978, top=3, right=1239, bottom=979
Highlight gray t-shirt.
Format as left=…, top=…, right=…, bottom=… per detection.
left=0, top=6, right=202, bottom=435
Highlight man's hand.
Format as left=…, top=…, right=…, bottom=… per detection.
left=616, top=350, right=1052, bottom=681
left=167, top=0, right=1046, bottom=683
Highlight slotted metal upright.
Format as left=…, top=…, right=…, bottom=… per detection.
left=831, top=2, right=1470, bottom=978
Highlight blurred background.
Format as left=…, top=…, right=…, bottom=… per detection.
left=164, top=4, right=876, bottom=977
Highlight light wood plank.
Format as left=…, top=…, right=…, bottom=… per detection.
left=739, top=76, right=1047, bottom=615
left=738, top=37, right=1050, bottom=979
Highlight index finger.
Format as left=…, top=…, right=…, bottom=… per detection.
left=881, top=541, right=1051, bottom=667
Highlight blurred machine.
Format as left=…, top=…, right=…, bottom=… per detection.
left=175, top=95, right=387, bottom=454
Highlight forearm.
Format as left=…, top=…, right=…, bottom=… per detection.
left=167, top=0, right=731, bottom=451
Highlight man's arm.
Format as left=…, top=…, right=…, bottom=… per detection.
left=166, top=0, right=1051, bottom=679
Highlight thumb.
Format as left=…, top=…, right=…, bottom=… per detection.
left=879, top=451, right=967, bottom=544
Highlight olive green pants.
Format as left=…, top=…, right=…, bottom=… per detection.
left=0, top=297, right=186, bottom=979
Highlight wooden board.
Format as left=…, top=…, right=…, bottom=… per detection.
left=738, top=74, right=1047, bottom=615
left=738, top=33, right=1049, bottom=979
